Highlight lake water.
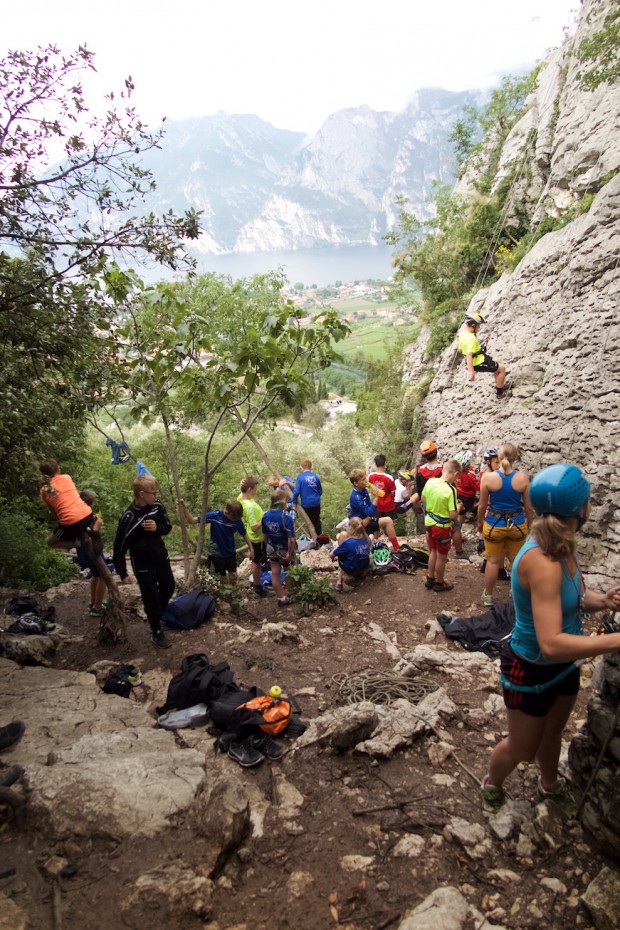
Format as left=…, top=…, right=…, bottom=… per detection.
left=194, top=243, right=396, bottom=287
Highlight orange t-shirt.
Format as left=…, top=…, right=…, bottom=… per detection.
left=40, top=474, right=92, bottom=526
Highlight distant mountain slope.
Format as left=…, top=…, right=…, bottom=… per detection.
left=140, top=90, right=479, bottom=254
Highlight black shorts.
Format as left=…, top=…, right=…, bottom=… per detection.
left=266, top=543, right=292, bottom=566
left=337, top=557, right=369, bottom=578
left=458, top=496, right=477, bottom=514
left=474, top=353, right=499, bottom=374
left=377, top=509, right=396, bottom=521
left=208, top=555, right=237, bottom=576
left=500, top=642, right=580, bottom=717
left=51, top=514, right=94, bottom=544
left=366, top=518, right=380, bottom=534
left=250, top=540, right=267, bottom=566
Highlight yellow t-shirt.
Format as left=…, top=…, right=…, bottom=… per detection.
left=236, top=495, right=264, bottom=542
left=422, top=477, right=458, bottom=527
left=458, top=330, right=485, bottom=366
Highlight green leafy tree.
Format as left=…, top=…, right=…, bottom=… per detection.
left=106, top=269, right=349, bottom=582
left=0, top=45, right=200, bottom=497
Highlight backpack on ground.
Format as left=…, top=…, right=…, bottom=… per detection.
left=7, top=613, right=55, bottom=635
left=156, top=653, right=239, bottom=715
left=157, top=703, right=210, bottom=729
left=4, top=596, right=40, bottom=616
left=397, top=544, right=430, bottom=567
left=103, top=664, right=142, bottom=698
left=210, top=686, right=295, bottom=738
left=162, top=589, right=216, bottom=630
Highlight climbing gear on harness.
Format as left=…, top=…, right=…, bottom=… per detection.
left=529, top=464, right=590, bottom=518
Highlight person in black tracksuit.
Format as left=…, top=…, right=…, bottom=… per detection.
left=113, top=476, right=175, bottom=649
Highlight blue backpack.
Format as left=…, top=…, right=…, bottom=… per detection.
left=162, top=590, right=216, bottom=630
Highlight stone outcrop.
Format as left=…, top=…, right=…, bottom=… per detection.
left=407, top=0, right=620, bottom=590
left=569, top=653, right=620, bottom=860
left=0, top=658, right=205, bottom=840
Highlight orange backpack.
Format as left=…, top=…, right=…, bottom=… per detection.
left=235, top=694, right=292, bottom=736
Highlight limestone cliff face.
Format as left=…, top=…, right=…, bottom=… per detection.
left=406, top=0, right=620, bottom=587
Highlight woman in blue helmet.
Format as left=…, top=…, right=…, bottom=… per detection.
left=481, top=464, right=620, bottom=811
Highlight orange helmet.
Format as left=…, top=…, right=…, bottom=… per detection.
left=420, top=440, right=437, bottom=455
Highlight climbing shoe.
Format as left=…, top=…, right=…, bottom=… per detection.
left=0, top=721, right=25, bottom=752
left=228, top=739, right=265, bottom=768
left=151, top=630, right=172, bottom=649
left=248, top=733, right=286, bottom=761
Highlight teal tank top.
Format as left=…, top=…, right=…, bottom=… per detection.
left=511, top=538, right=583, bottom=664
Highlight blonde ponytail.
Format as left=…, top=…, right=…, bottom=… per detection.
left=498, top=442, right=519, bottom=474
left=530, top=514, right=577, bottom=561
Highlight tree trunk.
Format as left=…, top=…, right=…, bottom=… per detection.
left=162, top=414, right=191, bottom=580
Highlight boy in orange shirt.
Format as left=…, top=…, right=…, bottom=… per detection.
left=39, top=459, right=94, bottom=548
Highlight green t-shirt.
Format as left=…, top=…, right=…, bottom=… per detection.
left=458, top=329, right=484, bottom=366
left=237, top=495, right=264, bottom=542
left=422, top=477, right=458, bottom=527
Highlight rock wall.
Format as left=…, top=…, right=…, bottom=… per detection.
left=405, top=0, right=620, bottom=590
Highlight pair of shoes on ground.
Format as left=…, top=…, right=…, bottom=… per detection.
left=151, top=630, right=172, bottom=649
left=0, top=720, right=26, bottom=752
left=227, top=733, right=286, bottom=767
left=426, top=577, right=453, bottom=592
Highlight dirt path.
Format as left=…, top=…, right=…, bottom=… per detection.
left=0, top=553, right=603, bottom=930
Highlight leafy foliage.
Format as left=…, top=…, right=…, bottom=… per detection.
left=577, top=9, right=620, bottom=92
left=286, top=564, right=337, bottom=608
left=0, top=497, right=77, bottom=590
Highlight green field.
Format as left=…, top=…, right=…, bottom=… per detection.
left=338, top=318, right=420, bottom=362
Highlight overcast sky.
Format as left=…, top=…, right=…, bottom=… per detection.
left=3, top=1, right=579, bottom=133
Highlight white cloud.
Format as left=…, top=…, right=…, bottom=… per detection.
left=3, top=0, right=578, bottom=132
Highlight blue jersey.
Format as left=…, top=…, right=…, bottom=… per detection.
left=204, top=510, right=246, bottom=559
left=349, top=487, right=376, bottom=520
left=292, top=470, right=323, bottom=507
left=333, top=536, right=370, bottom=574
left=262, top=509, right=296, bottom=549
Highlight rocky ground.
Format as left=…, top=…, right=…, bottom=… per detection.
left=0, top=537, right=617, bottom=930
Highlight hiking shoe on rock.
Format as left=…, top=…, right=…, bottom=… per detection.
left=151, top=630, right=172, bottom=649
left=537, top=776, right=576, bottom=809
left=481, top=776, right=505, bottom=813
left=424, top=576, right=436, bottom=589
left=454, top=551, right=469, bottom=560
left=0, top=764, right=24, bottom=787
left=0, top=721, right=25, bottom=752
left=433, top=581, right=454, bottom=593
left=228, top=739, right=265, bottom=768
left=248, top=733, right=286, bottom=760
left=481, top=591, right=494, bottom=607
left=89, top=605, right=106, bottom=617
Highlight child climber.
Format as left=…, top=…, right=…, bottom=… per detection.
left=331, top=517, right=371, bottom=591
left=348, top=468, right=400, bottom=551
left=459, top=312, right=509, bottom=398
left=421, top=459, right=461, bottom=592
left=237, top=476, right=268, bottom=597
left=261, top=491, right=297, bottom=607
left=178, top=498, right=254, bottom=585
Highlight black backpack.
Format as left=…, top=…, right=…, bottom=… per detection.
left=162, top=590, right=216, bottom=630
left=4, top=596, right=40, bottom=616
left=157, top=654, right=240, bottom=715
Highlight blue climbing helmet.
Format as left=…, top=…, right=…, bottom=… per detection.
left=529, top=464, right=590, bottom=518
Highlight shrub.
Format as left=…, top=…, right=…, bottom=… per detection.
left=0, top=498, right=77, bottom=591
left=286, top=564, right=337, bottom=608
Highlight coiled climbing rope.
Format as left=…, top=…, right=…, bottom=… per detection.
left=331, top=671, right=437, bottom=707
